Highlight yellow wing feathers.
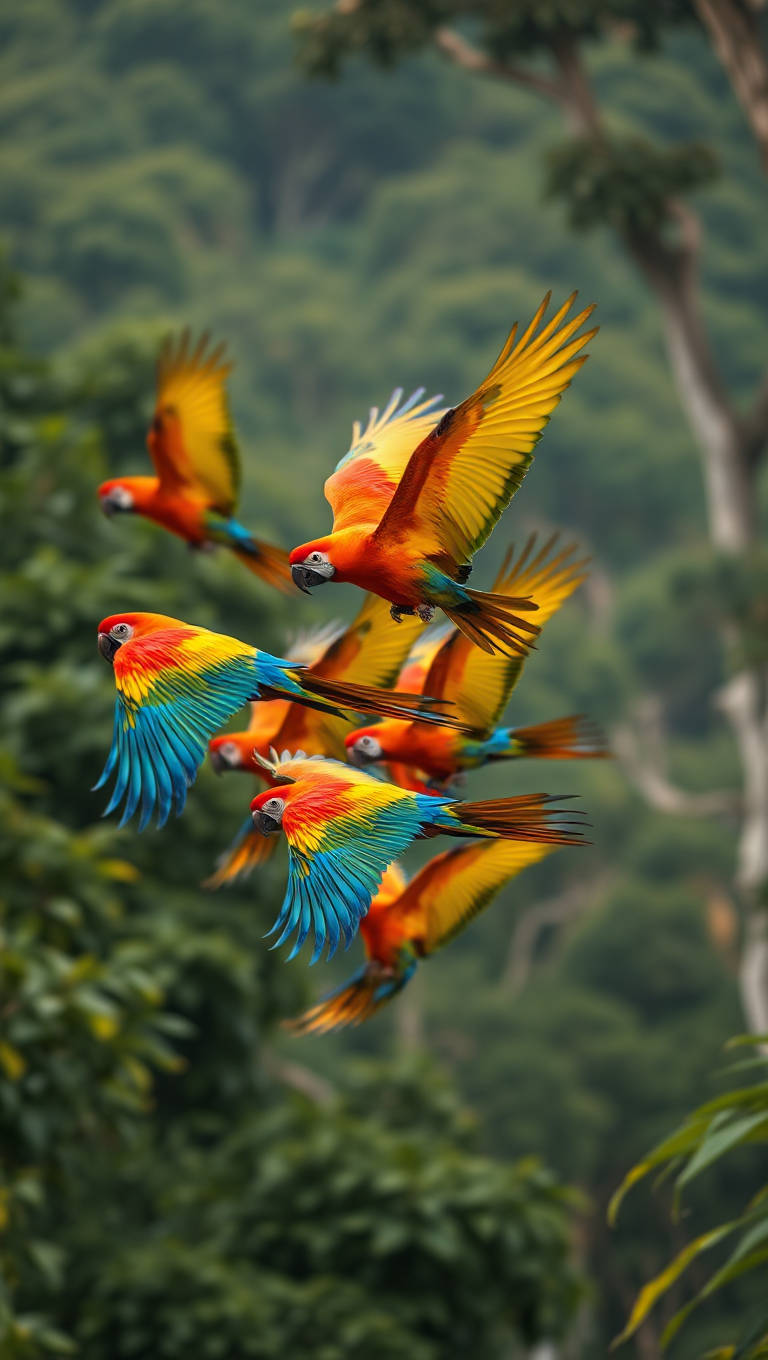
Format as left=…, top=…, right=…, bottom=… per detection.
left=418, top=840, right=556, bottom=954
left=155, top=329, right=240, bottom=515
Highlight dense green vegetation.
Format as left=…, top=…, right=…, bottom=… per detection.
left=1, top=0, right=767, bottom=1355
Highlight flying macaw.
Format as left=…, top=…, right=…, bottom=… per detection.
left=346, top=535, right=608, bottom=788
left=94, top=612, right=466, bottom=832
left=98, top=330, right=293, bottom=593
left=249, top=750, right=586, bottom=963
left=205, top=594, right=425, bottom=887
left=289, top=293, right=597, bottom=653
left=285, top=840, right=556, bottom=1034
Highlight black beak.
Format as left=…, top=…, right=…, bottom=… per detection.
left=252, top=809, right=283, bottom=837
left=100, top=497, right=117, bottom=518
left=291, top=564, right=330, bottom=594
left=347, top=746, right=369, bottom=767
left=98, top=632, right=120, bottom=665
left=209, top=749, right=226, bottom=775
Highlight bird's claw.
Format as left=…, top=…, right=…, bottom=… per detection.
left=416, top=604, right=435, bottom=624
left=390, top=604, right=415, bottom=624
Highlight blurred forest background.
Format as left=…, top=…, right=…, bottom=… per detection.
left=0, top=1, right=767, bottom=1357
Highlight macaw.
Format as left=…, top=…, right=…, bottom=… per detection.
left=289, top=293, right=597, bottom=653
left=94, top=611, right=466, bottom=832
left=346, top=534, right=608, bottom=787
left=249, top=750, right=586, bottom=962
left=205, top=594, right=425, bottom=887
left=285, top=840, right=556, bottom=1034
left=98, top=330, right=293, bottom=593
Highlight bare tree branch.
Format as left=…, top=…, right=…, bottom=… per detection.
left=612, top=695, right=741, bottom=818
left=501, top=873, right=612, bottom=993
left=433, top=27, right=563, bottom=103
left=262, top=1051, right=336, bottom=1105
left=693, top=0, right=768, bottom=173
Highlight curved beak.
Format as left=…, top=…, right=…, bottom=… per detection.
left=100, top=496, right=117, bottom=519
left=346, top=744, right=368, bottom=768
left=252, top=809, right=283, bottom=837
left=290, top=563, right=335, bottom=594
left=209, top=749, right=227, bottom=775
left=98, top=632, right=120, bottom=665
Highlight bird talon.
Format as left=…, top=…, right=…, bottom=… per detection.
left=390, top=605, right=415, bottom=624
left=416, top=604, right=435, bottom=624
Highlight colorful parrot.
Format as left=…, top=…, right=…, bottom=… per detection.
left=94, top=612, right=467, bottom=832
left=346, top=535, right=609, bottom=788
left=289, top=293, right=597, bottom=653
left=98, top=330, right=293, bottom=593
left=285, top=840, right=556, bottom=1033
left=249, top=750, right=586, bottom=963
left=205, top=594, right=425, bottom=886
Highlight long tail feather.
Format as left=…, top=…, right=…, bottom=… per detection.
left=504, top=715, right=610, bottom=761
left=283, top=962, right=410, bottom=1035
left=204, top=817, right=278, bottom=889
left=449, top=792, right=589, bottom=845
left=444, top=588, right=542, bottom=657
left=295, top=672, right=475, bottom=730
left=233, top=540, right=296, bottom=595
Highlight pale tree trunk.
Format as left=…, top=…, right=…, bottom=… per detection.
left=433, top=25, right=768, bottom=1030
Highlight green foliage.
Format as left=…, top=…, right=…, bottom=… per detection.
left=610, top=1035, right=768, bottom=1358
left=545, top=135, right=719, bottom=236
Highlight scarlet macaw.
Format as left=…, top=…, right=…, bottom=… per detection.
left=286, top=840, right=556, bottom=1033
left=346, top=535, right=608, bottom=787
left=290, top=293, right=597, bottom=652
left=94, top=612, right=465, bottom=831
left=98, top=331, right=293, bottom=592
left=249, top=751, right=586, bottom=962
left=205, top=593, right=425, bottom=886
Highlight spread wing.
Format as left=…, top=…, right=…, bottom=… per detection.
left=151, top=330, right=240, bottom=516
left=94, top=627, right=257, bottom=831
left=423, top=536, right=589, bottom=733
left=325, top=388, right=445, bottom=533
left=374, top=294, right=597, bottom=566
left=265, top=760, right=422, bottom=965
left=393, top=840, right=557, bottom=955
left=273, top=594, right=426, bottom=760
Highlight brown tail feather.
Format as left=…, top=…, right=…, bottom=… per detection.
left=298, top=672, right=475, bottom=730
left=447, top=792, right=589, bottom=845
left=234, top=540, right=297, bottom=595
left=509, top=715, right=610, bottom=760
left=444, top=588, right=541, bottom=656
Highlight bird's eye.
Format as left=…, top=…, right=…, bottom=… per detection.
left=308, top=552, right=321, bottom=563
left=262, top=797, right=284, bottom=818
left=111, top=623, right=133, bottom=640
left=220, top=742, right=239, bottom=761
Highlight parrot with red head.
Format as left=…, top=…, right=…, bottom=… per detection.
left=285, top=840, right=557, bottom=1033
left=94, top=612, right=467, bottom=832
left=346, top=535, right=609, bottom=789
left=205, top=594, right=425, bottom=887
left=98, top=330, right=293, bottom=592
left=290, top=293, right=597, bottom=653
left=249, top=751, right=587, bottom=963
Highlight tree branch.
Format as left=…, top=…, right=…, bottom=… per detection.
left=693, top=0, right=768, bottom=174
left=433, top=27, right=563, bottom=104
left=612, top=695, right=741, bottom=817
left=500, top=873, right=612, bottom=993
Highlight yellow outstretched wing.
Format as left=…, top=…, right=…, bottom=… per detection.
left=152, top=329, right=240, bottom=516
left=393, top=840, right=557, bottom=956
left=325, top=389, right=445, bottom=533
left=375, top=294, right=597, bottom=566
left=422, top=536, right=589, bottom=734
left=273, top=595, right=426, bottom=760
